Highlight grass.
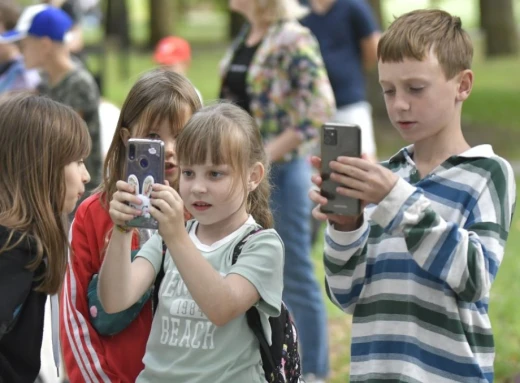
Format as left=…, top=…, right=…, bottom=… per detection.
left=93, top=46, right=225, bottom=106
left=464, top=55, right=520, bottom=130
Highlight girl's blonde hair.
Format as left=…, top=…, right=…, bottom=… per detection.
left=176, top=102, right=273, bottom=229
left=0, top=93, right=91, bottom=294
left=99, top=68, right=202, bottom=207
left=253, top=0, right=308, bottom=24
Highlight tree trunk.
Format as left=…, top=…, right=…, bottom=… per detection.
left=365, top=0, right=387, bottom=120
left=149, top=0, right=175, bottom=48
left=104, top=0, right=130, bottom=46
left=366, top=0, right=384, bottom=29
left=103, top=0, right=131, bottom=87
left=479, top=0, right=518, bottom=57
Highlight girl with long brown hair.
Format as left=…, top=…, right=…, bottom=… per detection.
left=60, top=67, right=201, bottom=383
left=0, top=93, right=91, bottom=382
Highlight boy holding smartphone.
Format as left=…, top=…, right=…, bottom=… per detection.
left=309, top=9, right=516, bottom=382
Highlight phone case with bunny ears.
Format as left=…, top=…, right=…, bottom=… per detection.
left=125, top=138, right=165, bottom=229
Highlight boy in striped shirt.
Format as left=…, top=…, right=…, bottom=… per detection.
left=309, top=9, right=516, bottom=383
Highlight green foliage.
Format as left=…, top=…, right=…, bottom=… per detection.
left=463, top=56, right=520, bottom=131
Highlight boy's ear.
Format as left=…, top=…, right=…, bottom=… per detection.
left=248, top=162, right=265, bottom=192
left=456, top=69, right=473, bottom=102
left=120, top=127, right=131, bottom=145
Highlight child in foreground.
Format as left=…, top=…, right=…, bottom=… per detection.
left=98, top=102, right=284, bottom=382
left=0, top=93, right=90, bottom=382
left=310, top=9, right=516, bottom=383
left=60, top=68, right=201, bottom=382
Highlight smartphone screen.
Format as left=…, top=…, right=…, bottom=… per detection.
left=320, top=123, right=362, bottom=216
left=125, top=138, right=165, bottom=229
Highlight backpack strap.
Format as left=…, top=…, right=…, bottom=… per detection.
left=246, top=305, right=277, bottom=374
left=153, top=220, right=197, bottom=315
left=152, top=242, right=166, bottom=315
left=231, top=226, right=277, bottom=373
left=231, top=226, right=263, bottom=264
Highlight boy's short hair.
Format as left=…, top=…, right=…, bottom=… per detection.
left=377, top=9, right=473, bottom=79
left=0, top=0, right=21, bottom=31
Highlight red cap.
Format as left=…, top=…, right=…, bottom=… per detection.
left=154, top=36, right=191, bottom=65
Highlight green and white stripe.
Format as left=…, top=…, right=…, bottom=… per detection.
left=324, top=144, right=516, bottom=382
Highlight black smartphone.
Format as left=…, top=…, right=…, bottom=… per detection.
left=125, top=138, right=165, bottom=229
left=320, top=123, right=362, bottom=216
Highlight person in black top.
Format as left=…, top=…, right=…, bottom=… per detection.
left=0, top=93, right=91, bottom=383
left=218, top=1, right=335, bottom=381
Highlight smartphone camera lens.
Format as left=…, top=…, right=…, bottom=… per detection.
left=323, top=128, right=337, bottom=146
left=129, top=144, right=136, bottom=160
left=139, top=157, right=149, bottom=169
left=320, top=189, right=335, bottom=200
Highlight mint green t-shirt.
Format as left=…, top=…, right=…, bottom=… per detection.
left=135, top=216, right=284, bottom=383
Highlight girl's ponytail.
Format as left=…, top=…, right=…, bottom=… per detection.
left=247, top=176, right=273, bottom=229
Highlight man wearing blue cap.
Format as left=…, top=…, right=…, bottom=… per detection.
left=0, top=3, right=101, bottom=192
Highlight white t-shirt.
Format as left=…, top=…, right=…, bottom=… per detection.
left=136, top=216, right=284, bottom=383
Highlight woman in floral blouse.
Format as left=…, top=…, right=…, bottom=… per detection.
left=219, top=1, right=336, bottom=381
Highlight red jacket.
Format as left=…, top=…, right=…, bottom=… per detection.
left=60, top=193, right=152, bottom=383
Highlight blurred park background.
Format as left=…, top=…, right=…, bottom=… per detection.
left=29, top=0, right=520, bottom=381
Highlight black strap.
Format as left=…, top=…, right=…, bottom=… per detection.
left=231, top=226, right=277, bottom=372
left=153, top=221, right=195, bottom=315
left=231, top=226, right=263, bottom=264
left=152, top=242, right=166, bottom=315
left=246, top=306, right=277, bottom=373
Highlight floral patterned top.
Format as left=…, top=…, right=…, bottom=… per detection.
left=220, top=20, right=336, bottom=160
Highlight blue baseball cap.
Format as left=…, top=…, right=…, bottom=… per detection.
left=0, top=5, right=73, bottom=44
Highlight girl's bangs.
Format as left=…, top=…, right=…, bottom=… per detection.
left=178, top=117, right=244, bottom=171
left=133, top=98, right=188, bottom=138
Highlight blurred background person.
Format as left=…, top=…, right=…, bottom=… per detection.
left=219, top=0, right=336, bottom=381
left=154, top=35, right=203, bottom=102
left=41, top=0, right=85, bottom=63
left=13, top=4, right=102, bottom=190
left=301, top=0, right=380, bottom=162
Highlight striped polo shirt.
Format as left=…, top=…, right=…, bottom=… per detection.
left=324, top=144, right=516, bottom=383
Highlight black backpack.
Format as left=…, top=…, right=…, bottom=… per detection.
left=232, top=226, right=302, bottom=383
left=154, top=226, right=302, bottom=383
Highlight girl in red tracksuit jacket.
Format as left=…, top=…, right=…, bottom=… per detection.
left=60, top=68, right=201, bottom=383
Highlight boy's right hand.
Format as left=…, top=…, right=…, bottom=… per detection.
left=309, top=156, right=365, bottom=231
left=109, top=180, right=143, bottom=227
